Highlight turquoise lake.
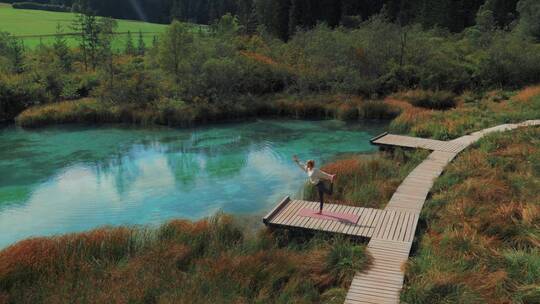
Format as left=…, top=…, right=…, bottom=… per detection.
left=0, top=120, right=386, bottom=248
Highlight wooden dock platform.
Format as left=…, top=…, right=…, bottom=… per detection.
left=263, top=120, right=540, bottom=304
left=264, top=198, right=418, bottom=242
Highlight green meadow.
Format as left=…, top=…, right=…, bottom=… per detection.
left=0, top=3, right=198, bottom=49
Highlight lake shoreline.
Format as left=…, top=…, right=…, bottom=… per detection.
left=13, top=95, right=401, bottom=129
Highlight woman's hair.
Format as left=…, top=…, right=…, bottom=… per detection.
left=306, top=160, right=315, bottom=169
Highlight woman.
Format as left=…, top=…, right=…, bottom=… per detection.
left=293, top=155, right=336, bottom=214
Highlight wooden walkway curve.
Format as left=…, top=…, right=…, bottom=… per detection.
left=262, top=120, right=540, bottom=304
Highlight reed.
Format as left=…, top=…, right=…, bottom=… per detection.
left=403, top=127, right=540, bottom=303
left=0, top=213, right=370, bottom=303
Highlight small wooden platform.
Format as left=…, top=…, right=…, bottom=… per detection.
left=371, top=133, right=465, bottom=153
left=264, top=198, right=417, bottom=242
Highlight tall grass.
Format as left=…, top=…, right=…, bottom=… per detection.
left=390, top=87, right=540, bottom=140
left=15, top=95, right=401, bottom=128
left=402, top=127, right=540, bottom=303
left=303, top=149, right=429, bottom=209
left=0, top=214, right=370, bottom=303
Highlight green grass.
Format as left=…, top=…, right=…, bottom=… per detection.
left=0, top=3, right=204, bottom=49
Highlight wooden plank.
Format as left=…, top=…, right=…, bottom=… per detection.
left=287, top=200, right=311, bottom=227
left=353, top=208, right=374, bottom=236
left=263, top=196, right=290, bottom=224
left=319, top=203, right=340, bottom=232
left=364, top=209, right=383, bottom=237
left=275, top=200, right=303, bottom=226
left=378, top=210, right=397, bottom=239
left=358, top=208, right=378, bottom=236
left=270, top=199, right=297, bottom=225
left=333, top=204, right=351, bottom=233
left=344, top=206, right=366, bottom=235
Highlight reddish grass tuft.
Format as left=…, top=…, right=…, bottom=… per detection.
left=514, top=85, right=540, bottom=102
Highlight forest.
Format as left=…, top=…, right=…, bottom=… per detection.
left=1, top=0, right=529, bottom=38
left=1, top=0, right=539, bottom=126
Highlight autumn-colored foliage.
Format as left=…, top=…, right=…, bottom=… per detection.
left=303, top=148, right=428, bottom=209
left=403, top=127, right=540, bottom=303
left=514, top=85, right=540, bottom=102
left=0, top=214, right=369, bottom=303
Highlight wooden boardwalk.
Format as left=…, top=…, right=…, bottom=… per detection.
left=264, top=198, right=418, bottom=242
left=262, top=120, right=540, bottom=304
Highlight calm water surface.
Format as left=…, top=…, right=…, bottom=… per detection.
left=0, top=120, right=386, bottom=248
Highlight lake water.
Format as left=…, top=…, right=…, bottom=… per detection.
left=0, top=120, right=386, bottom=248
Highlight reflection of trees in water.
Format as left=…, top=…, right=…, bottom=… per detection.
left=164, top=134, right=250, bottom=187
left=94, top=151, right=142, bottom=197
left=204, top=151, right=248, bottom=179
left=166, top=152, right=201, bottom=190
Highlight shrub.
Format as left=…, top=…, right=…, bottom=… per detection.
left=358, top=100, right=401, bottom=119
left=399, top=90, right=457, bottom=110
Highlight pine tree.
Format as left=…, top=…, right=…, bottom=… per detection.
left=137, top=30, right=146, bottom=56
left=53, top=23, right=72, bottom=71
left=124, top=30, right=136, bottom=55
left=246, top=4, right=259, bottom=35
left=9, top=38, right=24, bottom=74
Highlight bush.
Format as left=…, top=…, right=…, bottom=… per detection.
left=0, top=74, right=45, bottom=121
left=359, top=100, right=401, bottom=119
left=399, top=90, right=457, bottom=110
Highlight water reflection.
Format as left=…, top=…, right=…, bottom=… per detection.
left=0, top=120, right=387, bottom=248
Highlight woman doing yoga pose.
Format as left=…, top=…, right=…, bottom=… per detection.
left=293, top=155, right=336, bottom=214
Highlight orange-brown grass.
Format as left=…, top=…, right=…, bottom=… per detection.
left=0, top=214, right=370, bottom=303
left=514, top=85, right=540, bottom=102
left=402, top=127, right=540, bottom=303
left=392, top=88, right=540, bottom=140
left=304, top=148, right=429, bottom=208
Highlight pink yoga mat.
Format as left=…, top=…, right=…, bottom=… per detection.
left=297, top=208, right=360, bottom=224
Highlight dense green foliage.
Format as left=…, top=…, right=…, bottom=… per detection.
left=2, top=3, right=540, bottom=125
left=11, top=2, right=69, bottom=11
left=3, top=0, right=526, bottom=39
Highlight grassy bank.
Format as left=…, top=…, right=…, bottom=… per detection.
left=304, top=149, right=429, bottom=209
left=390, top=85, right=540, bottom=139
left=15, top=95, right=401, bottom=128
left=0, top=3, right=172, bottom=48
left=0, top=214, right=370, bottom=303
left=402, top=126, right=540, bottom=303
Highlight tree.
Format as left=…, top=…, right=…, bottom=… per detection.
left=137, top=30, right=146, bottom=56
left=72, top=9, right=99, bottom=70
left=9, top=38, right=24, bottom=74
left=211, top=13, right=240, bottom=37
left=517, top=0, right=540, bottom=41
left=53, top=23, right=72, bottom=71
left=124, top=30, right=136, bottom=55
left=158, top=21, right=194, bottom=85
left=98, top=17, right=118, bottom=88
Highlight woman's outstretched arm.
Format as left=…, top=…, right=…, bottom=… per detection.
left=293, top=155, right=306, bottom=172
left=316, top=169, right=334, bottom=181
